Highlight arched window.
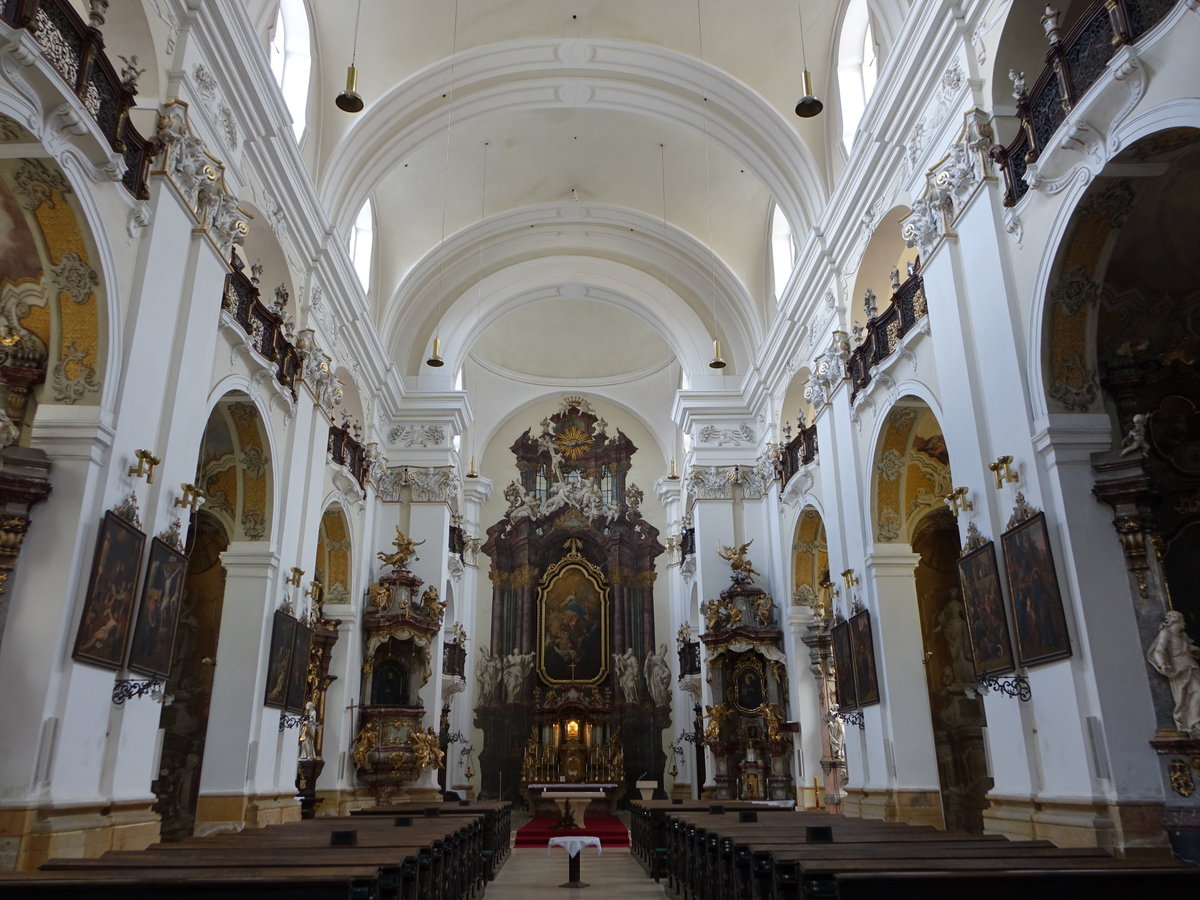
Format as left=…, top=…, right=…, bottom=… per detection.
left=770, top=202, right=796, bottom=302
left=348, top=199, right=374, bottom=291
left=269, top=0, right=312, bottom=141
left=837, top=0, right=879, bottom=152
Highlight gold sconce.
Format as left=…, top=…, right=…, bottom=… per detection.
left=286, top=567, right=305, bottom=588
left=128, top=449, right=161, bottom=484
left=305, top=579, right=324, bottom=602
left=987, top=455, right=1018, bottom=490
left=667, top=458, right=680, bottom=481
left=465, top=456, right=479, bottom=479
left=840, top=568, right=859, bottom=590
left=173, top=483, right=205, bottom=512
left=944, top=486, right=973, bottom=517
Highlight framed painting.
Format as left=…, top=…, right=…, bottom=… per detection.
left=1002, top=511, right=1072, bottom=667
left=957, top=541, right=1015, bottom=677
left=285, top=622, right=313, bottom=713
left=73, top=511, right=146, bottom=669
left=830, top=620, right=859, bottom=711
left=127, top=537, right=189, bottom=679
left=264, top=610, right=295, bottom=708
left=849, top=610, right=881, bottom=706
left=731, top=657, right=765, bottom=713
left=536, top=557, right=609, bottom=685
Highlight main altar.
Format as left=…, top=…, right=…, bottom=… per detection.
left=476, top=397, right=668, bottom=808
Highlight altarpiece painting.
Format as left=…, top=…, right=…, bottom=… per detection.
left=849, top=610, right=881, bottom=706
left=537, top=549, right=609, bottom=684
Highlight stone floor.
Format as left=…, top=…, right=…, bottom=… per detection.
left=488, top=810, right=667, bottom=897
left=487, top=847, right=668, bottom=898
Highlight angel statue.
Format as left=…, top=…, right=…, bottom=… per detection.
left=704, top=704, right=730, bottom=743
left=717, top=539, right=761, bottom=580
left=757, top=701, right=787, bottom=742
left=377, top=527, right=425, bottom=570
left=409, top=727, right=445, bottom=771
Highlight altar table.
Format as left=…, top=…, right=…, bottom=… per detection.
left=548, top=791, right=607, bottom=827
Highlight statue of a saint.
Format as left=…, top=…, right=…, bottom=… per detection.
left=298, top=701, right=319, bottom=760
left=377, top=527, right=425, bottom=570
left=1147, top=610, right=1200, bottom=736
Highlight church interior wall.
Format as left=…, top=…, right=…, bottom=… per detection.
left=0, top=0, right=1195, bottom=867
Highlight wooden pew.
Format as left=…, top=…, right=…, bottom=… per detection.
left=0, top=809, right=495, bottom=900
left=651, top=806, right=1199, bottom=900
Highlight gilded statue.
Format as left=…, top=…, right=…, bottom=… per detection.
left=420, top=585, right=446, bottom=621
left=353, top=721, right=378, bottom=771
left=410, top=726, right=445, bottom=771
left=758, top=701, right=786, bottom=742
left=717, top=539, right=761, bottom=579
left=377, top=527, right=425, bottom=570
left=702, top=598, right=722, bottom=631
left=724, top=598, right=743, bottom=627
left=367, top=581, right=391, bottom=612
left=752, top=593, right=775, bottom=627
left=704, top=704, right=730, bottom=743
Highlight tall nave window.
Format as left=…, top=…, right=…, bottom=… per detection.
left=269, top=0, right=312, bottom=141
left=837, top=0, right=879, bottom=152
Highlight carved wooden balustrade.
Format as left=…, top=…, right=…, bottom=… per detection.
left=442, top=640, right=466, bottom=678
left=680, top=526, right=695, bottom=562
left=327, top=423, right=369, bottom=487
left=779, top=423, right=818, bottom=490
left=848, top=265, right=928, bottom=402
left=1, top=0, right=152, bottom=199
left=221, top=253, right=301, bottom=398
left=992, top=0, right=1181, bottom=207
left=448, top=522, right=466, bottom=559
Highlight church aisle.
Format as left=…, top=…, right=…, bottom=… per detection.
left=487, top=847, right=667, bottom=898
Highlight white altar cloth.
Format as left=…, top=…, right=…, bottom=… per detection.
left=547, top=835, right=602, bottom=858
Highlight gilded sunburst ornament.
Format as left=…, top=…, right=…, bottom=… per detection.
left=554, top=425, right=593, bottom=460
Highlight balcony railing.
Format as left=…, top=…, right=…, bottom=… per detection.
left=991, top=0, right=1181, bottom=207
left=221, top=253, right=301, bottom=398
left=849, top=266, right=928, bottom=402
left=779, top=423, right=818, bottom=489
left=328, top=424, right=369, bottom=488
left=1, top=0, right=152, bottom=199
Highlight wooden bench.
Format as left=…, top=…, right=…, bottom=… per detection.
left=0, top=809, right=497, bottom=900
left=649, top=807, right=1199, bottom=900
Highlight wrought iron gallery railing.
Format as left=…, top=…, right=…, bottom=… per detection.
left=991, top=0, right=1180, bottom=207
left=849, top=266, right=928, bottom=401
left=1, top=0, right=152, bottom=199
left=221, top=253, right=302, bottom=399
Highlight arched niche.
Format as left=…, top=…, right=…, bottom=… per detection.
left=848, top=205, right=917, bottom=338
left=869, top=396, right=951, bottom=545
left=195, top=392, right=276, bottom=542
left=315, top=503, right=353, bottom=605
left=780, top=366, right=815, bottom=438
left=1042, top=127, right=1200, bottom=646
left=791, top=506, right=829, bottom=610
left=0, top=135, right=108, bottom=418
left=332, top=365, right=365, bottom=430
left=238, top=200, right=297, bottom=320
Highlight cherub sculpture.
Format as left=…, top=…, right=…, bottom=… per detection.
left=377, top=527, right=425, bottom=570
left=410, top=727, right=445, bottom=771
left=758, top=701, right=787, bottom=742
left=717, top=539, right=761, bottom=579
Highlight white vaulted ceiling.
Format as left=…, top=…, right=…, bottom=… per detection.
left=289, top=0, right=867, bottom=379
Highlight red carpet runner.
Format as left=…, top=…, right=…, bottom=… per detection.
left=514, top=815, right=630, bottom=848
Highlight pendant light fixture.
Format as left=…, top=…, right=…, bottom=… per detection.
left=464, top=139, right=489, bottom=480
left=794, top=3, right=824, bottom=118
left=427, top=0, right=461, bottom=368
left=335, top=0, right=365, bottom=113
left=660, top=142, right=683, bottom=482
left=695, top=1, right=726, bottom=370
